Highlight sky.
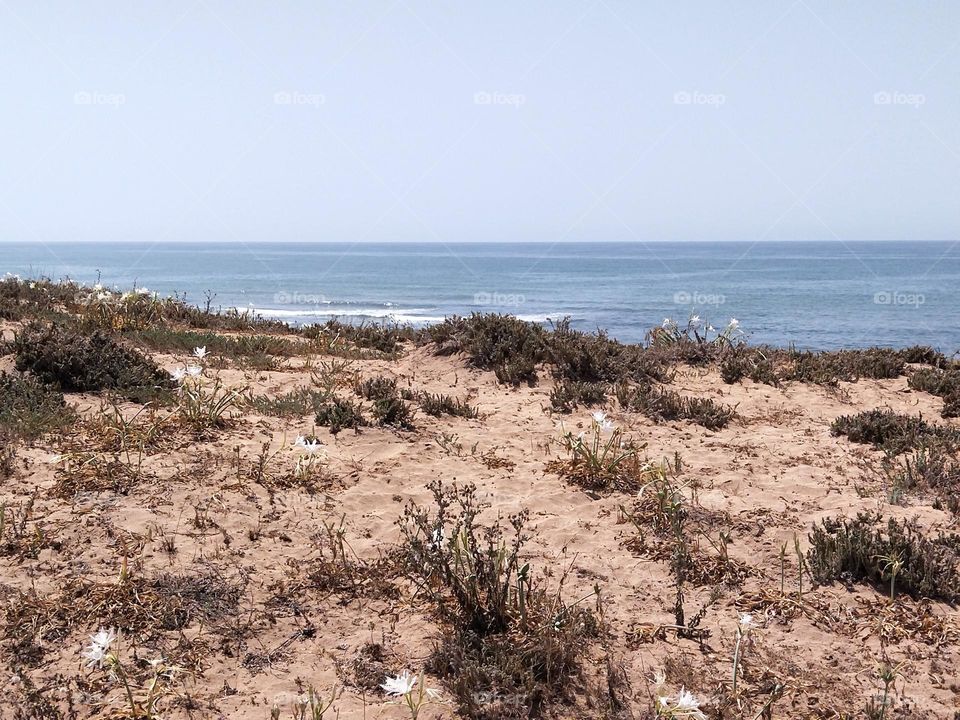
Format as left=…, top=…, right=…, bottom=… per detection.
left=0, top=1, right=958, bottom=244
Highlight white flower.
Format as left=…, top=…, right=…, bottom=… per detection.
left=728, top=318, right=740, bottom=330
left=300, top=439, right=322, bottom=456
left=688, top=315, right=701, bottom=326
left=381, top=670, right=417, bottom=696
left=185, top=365, right=202, bottom=377
left=137, top=287, right=151, bottom=295
left=592, top=411, right=614, bottom=432
left=739, top=612, right=754, bottom=630
left=294, top=435, right=307, bottom=448
left=193, top=346, right=208, bottom=360
left=29, top=282, right=35, bottom=289
left=652, top=669, right=666, bottom=689
left=93, top=283, right=103, bottom=291
left=82, top=627, right=116, bottom=669
left=657, top=687, right=706, bottom=720
left=170, top=368, right=186, bottom=382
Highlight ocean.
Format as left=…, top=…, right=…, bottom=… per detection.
left=2, top=241, right=958, bottom=351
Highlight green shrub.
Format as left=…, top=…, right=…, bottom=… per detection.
left=616, top=382, right=735, bottom=430
left=899, top=345, right=950, bottom=368
left=888, top=444, right=960, bottom=514
left=831, top=409, right=960, bottom=455
left=129, top=327, right=301, bottom=358
left=245, top=387, right=332, bottom=417
left=354, top=376, right=416, bottom=428
left=785, top=348, right=905, bottom=386
left=315, top=396, right=369, bottom=435
left=416, top=392, right=479, bottom=419
left=549, top=379, right=608, bottom=413
left=807, top=513, right=960, bottom=602
left=426, top=314, right=547, bottom=387
left=944, top=393, right=960, bottom=419
left=300, top=319, right=413, bottom=356
left=399, top=481, right=597, bottom=718
left=13, top=323, right=171, bottom=401
left=719, top=347, right=779, bottom=386
left=0, top=373, right=73, bottom=441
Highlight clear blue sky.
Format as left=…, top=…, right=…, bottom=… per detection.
left=1, top=1, right=958, bottom=243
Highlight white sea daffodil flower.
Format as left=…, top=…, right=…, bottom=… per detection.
left=381, top=670, right=417, bottom=696
left=170, top=368, right=186, bottom=382
left=193, top=346, right=208, bottom=360
left=591, top=411, right=614, bottom=432
left=82, top=627, right=117, bottom=669
left=300, top=439, right=323, bottom=456
left=185, top=365, right=203, bottom=377
left=657, top=687, right=707, bottom=720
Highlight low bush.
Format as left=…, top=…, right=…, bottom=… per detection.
left=425, top=314, right=547, bottom=387
left=416, top=392, right=479, bottom=419
left=616, top=382, right=735, bottom=430
left=807, top=513, right=960, bottom=602
left=354, top=376, right=416, bottom=429
left=315, top=397, right=368, bottom=435
left=13, top=323, right=172, bottom=400
left=908, top=367, right=960, bottom=419
left=888, top=444, right=960, bottom=514
left=0, top=435, right=15, bottom=479
left=301, top=319, right=414, bottom=357
left=831, top=409, right=960, bottom=455
left=0, top=372, right=73, bottom=441
left=129, top=327, right=301, bottom=358
left=719, top=347, right=779, bottom=386
left=244, top=387, right=332, bottom=418
left=785, top=348, right=905, bottom=386
left=549, top=379, right=608, bottom=413
left=899, top=345, right=950, bottom=368
left=399, top=481, right=598, bottom=718
left=0, top=276, right=83, bottom=322
left=944, top=393, right=960, bottom=419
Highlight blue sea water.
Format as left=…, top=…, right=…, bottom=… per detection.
left=1, top=241, right=958, bottom=351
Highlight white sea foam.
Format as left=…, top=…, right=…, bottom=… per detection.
left=238, top=306, right=559, bottom=326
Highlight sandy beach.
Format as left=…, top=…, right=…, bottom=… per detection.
left=1, top=280, right=959, bottom=719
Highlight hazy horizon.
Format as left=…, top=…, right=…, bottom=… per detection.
left=2, top=2, right=959, bottom=245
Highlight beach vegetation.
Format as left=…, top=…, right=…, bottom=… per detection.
left=616, top=382, right=735, bottom=430
left=831, top=409, right=960, bottom=455
left=0, top=372, right=73, bottom=441
left=807, top=512, right=960, bottom=602
left=398, top=480, right=598, bottom=719
left=13, top=322, right=173, bottom=401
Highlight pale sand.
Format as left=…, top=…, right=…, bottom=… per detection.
left=1, top=329, right=958, bottom=718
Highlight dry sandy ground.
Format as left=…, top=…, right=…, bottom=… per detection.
left=1, top=334, right=958, bottom=719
